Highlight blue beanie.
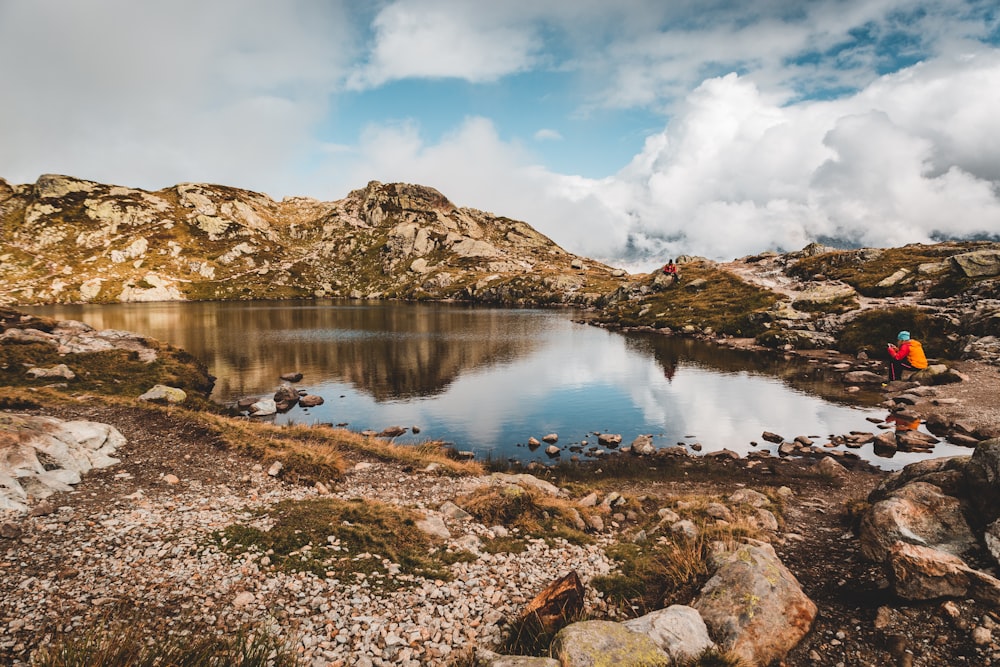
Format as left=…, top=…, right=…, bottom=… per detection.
left=897, top=331, right=910, bottom=341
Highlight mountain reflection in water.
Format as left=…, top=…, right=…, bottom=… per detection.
left=26, top=300, right=971, bottom=471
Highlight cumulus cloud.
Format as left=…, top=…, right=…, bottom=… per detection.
left=346, top=0, right=542, bottom=89
left=586, top=52, right=1000, bottom=265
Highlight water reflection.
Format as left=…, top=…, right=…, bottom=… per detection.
left=30, top=300, right=539, bottom=401
left=24, top=300, right=972, bottom=470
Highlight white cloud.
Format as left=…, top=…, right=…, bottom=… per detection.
left=0, top=0, right=357, bottom=195
left=533, top=129, right=563, bottom=141
left=583, top=52, right=1000, bottom=264
left=347, top=0, right=542, bottom=89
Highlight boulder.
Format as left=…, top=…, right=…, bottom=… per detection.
left=298, top=394, right=324, bottom=408
left=25, top=363, right=75, bottom=380
left=873, top=431, right=897, bottom=457
left=859, top=482, right=977, bottom=564
left=950, top=249, right=1000, bottom=278
left=792, top=282, right=857, bottom=308
left=549, top=620, right=670, bottom=666
left=816, top=456, right=849, bottom=481
left=249, top=398, right=277, bottom=416
left=0, top=414, right=124, bottom=511
left=964, top=438, right=1000, bottom=523
left=910, top=365, right=966, bottom=385
left=272, top=383, right=299, bottom=411
left=896, top=430, right=939, bottom=452
left=888, top=542, right=1000, bottom=604
left=489, top=473, right=561, bottom=497
left=415, top=514, right=450, bottom=539
left=138, top=384, right=187, bottom=404
left=843, top=370, right=885, bottom=384
left=693, top=542, right=817, bottom=667
left=597, top=433, right=622, bottom=448
left=622, top=605, right=716, bottom=662
left=728, top=488, right=771, bottom=507
left=630, top=434, right=656, bottom=456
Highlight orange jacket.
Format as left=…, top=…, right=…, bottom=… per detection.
left=889, top=340, right=928, bottom=369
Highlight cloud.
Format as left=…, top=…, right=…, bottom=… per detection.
left=533, top=129, right=564, bottom=141
left=0, top=0, right=357, bottom=195
left=584, top=52, right=1000, bottom=265
left=308, top=50, right=1000, bottom=268
left=346, top=0, right=542, bottom=89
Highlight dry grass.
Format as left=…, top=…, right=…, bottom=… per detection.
left=201, top=415, right=483, bottom=478
left=593, top=495, right=766, bottom=616
left=456, top=483, right=596, bottom=545
left=0, top=387, right=481, bottom=483
left=31, top=617, right=300, bottom=667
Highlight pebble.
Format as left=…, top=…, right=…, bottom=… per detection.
left=0, top=463, right=615, bottom=666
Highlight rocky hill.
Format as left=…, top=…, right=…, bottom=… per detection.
left=595, top=241, right=1000, bottom=366
left=0, top=175, right=625, bottom=307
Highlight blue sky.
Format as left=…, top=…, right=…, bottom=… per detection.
left=2, top=0, right=999, bottom=268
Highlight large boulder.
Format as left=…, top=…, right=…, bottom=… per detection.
left=888, top=542, right=1000, bottom=603
left=859, top=481, right=977, bottom=563
left=622, top=605, right=716, bottom=663
left=964, top=438, right=1000, bottom=524
left=950, top=249, right=1000, bottom=278
left=0, top=414, right=124, bottom=511
left=693, top=542, right=817, bottom=666
left=549, top=620, right=670, bottom=666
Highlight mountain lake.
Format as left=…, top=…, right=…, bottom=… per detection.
left=26, top=299, right=971, bottom=471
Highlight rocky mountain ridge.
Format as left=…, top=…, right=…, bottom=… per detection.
left=3, top=173, right=998, bottom=369
left=0, top=174, right=624, bottom=307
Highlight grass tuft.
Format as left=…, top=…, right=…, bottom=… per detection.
left=456, top=484, right=595, bottom=545
left=593, top=498, right=764, bottom=616
left=216, top=496, right=451, bottom=587
left=30, top=619, right=300, bottom=667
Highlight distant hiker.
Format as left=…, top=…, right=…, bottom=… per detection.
left=662, top=259, right=679, bottom=284
left=886, top=330, right=928, bottom=382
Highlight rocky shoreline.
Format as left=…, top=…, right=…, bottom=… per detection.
left=3, top=348, right=1000, bottom=665
left=2, top=229, right=1000, bottom=664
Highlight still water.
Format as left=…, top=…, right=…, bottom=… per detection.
left=28, top=300, right=971, bottom=470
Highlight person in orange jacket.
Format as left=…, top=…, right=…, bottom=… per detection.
left=887, top=330, right=928, bottom=382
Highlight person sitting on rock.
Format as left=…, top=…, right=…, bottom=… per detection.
left=662, top=258, right=679, bottom=284
left=887, top=330, right=928, bottom=382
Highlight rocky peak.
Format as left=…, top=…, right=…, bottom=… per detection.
left=0, top=174, right=625, bottom=307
